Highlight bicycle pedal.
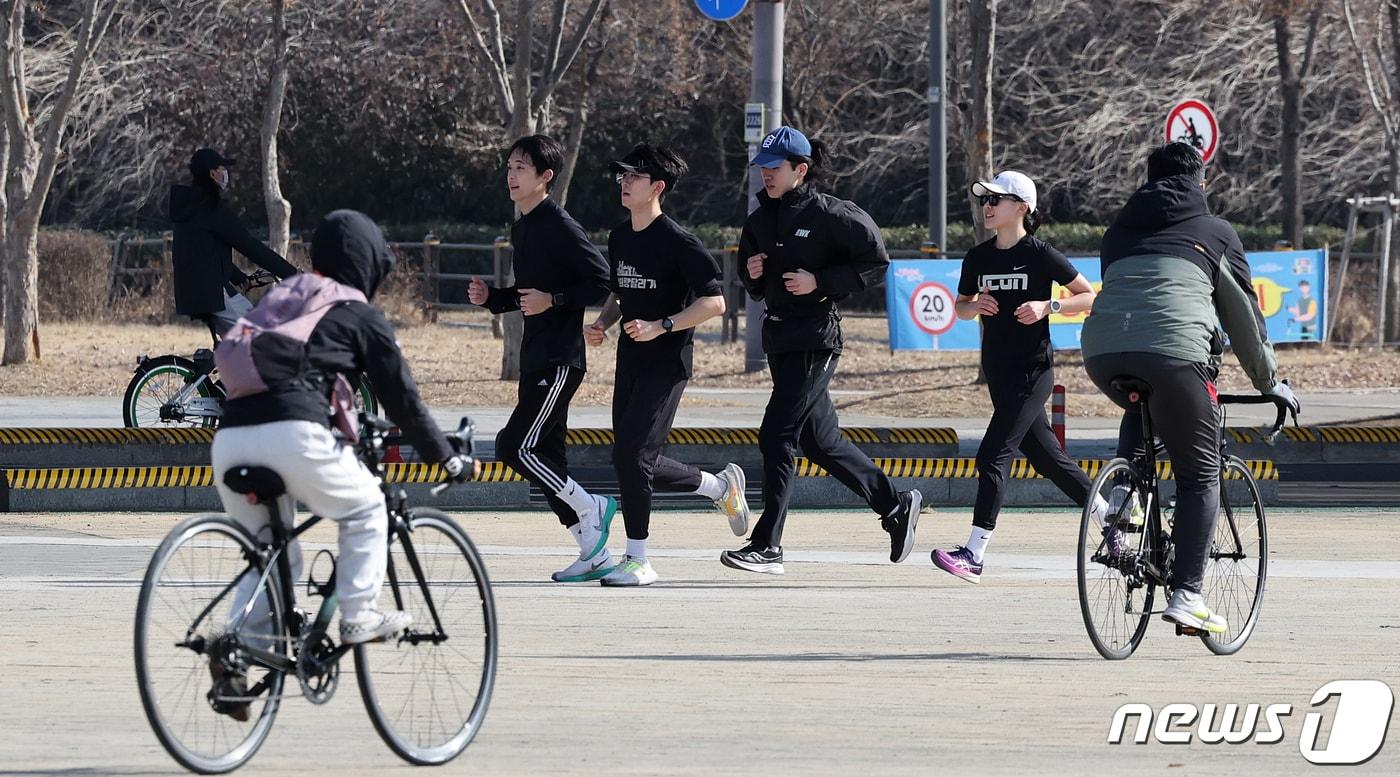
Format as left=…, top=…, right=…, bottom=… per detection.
left=1174, top=624, right=1203, bottom=637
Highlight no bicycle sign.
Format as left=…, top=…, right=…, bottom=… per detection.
left=1165, top=99, right=1219, bottom=164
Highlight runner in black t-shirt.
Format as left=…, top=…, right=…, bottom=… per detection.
left=931, top=171, right=1105, bottom=584
left=582, top=143, right=751, bottom=586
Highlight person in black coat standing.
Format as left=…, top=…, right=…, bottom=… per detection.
left=719, top=127, right=924, bottom=576
left=169, top=147, right=298, bottom=339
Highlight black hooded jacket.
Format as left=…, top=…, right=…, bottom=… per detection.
left=169, top=182, right=299, bottom=316
left=221, top=210, right=453, bottom=463
left=739, top=184, right=889, bottom=353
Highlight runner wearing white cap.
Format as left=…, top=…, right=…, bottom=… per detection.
left=931, top=171, right=1103, bottom=584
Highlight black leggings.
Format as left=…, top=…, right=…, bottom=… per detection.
left=495, top=366, right=585, bottom=528
left=1085, top=352, right=1220, bottom=594
left=748, top=349, right=900, bottom=548
left=611, top=368, right=703, bottom=541
left=974, top=362, right=1093, bottom=531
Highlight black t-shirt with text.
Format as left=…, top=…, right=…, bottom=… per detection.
left=608, top=214, right=723, bottom=377
left=957, top=235, right=1078, bottom=366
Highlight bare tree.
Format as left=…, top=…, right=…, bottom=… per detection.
left=445, top=0, right=610, bottom=379
left=961, top=0, right=995, bottom=243
left=261, top=0, right=292, bottom=257
left=1342, top=0, right=1400, bottom=340
left=1, top=0, right=121, bottom=364
left=1269, top=0, right=1325, bottom=249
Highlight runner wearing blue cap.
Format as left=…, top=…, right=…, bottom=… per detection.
left=720, top=126, right=923, bottom=575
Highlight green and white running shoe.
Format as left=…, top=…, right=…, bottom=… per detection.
left=600, top=555, right=658, bottom=587
left=1162, top=589, right=1227, bottom=634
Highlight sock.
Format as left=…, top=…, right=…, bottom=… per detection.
left=694, top=471, right=726, bottom=501
left=965, top=527, right=993, bottom=563
left=1089, top=494, right=1109, bottom=528
left=626, top=538, right=648, bottom=560
left=556, top=478, right=598, bottom=528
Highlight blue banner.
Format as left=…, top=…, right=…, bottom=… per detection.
left=886, top=248, right=1327, bottom=350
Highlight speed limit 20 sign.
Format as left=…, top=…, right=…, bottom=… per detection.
left=909, top=282, right=956, bottom=335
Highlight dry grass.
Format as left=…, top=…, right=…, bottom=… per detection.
left=3, top=311, right=1400, bottom=420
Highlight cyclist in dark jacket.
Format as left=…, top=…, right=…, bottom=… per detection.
left=719, top=127, right=922, bottom=576
left=170, top=147, right=298, bottom=339
left=1082, top=142, right=1298, bottom=634
left=212, top=210, right=472, bottom=666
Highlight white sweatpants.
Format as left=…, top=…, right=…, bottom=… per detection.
left=211, top=420, right=388, bottom=626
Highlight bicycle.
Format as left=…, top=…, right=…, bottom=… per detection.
left=134, top=415, right=496, bottom=773
left=1076, top=378, right=1296, bottom=660
left=122, top=271, right=378, bottom=428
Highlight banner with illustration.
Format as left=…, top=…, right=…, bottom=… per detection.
left=885, top=248, right=1326, bottom=350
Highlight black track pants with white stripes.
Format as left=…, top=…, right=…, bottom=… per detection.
left=749, top=349, right=901, bottom=548
left=495, top=366, right=585, bottom=527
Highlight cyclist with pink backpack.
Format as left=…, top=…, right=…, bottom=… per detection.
left=211, top=209, right=473, bottom=648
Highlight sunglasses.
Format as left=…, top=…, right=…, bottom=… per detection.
left=978, top=194, right=1020, bottom=207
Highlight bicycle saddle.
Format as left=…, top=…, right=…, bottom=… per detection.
left=224, top=466, right=287, bottom=503
left=1109, top=376, right=1152, bottom=399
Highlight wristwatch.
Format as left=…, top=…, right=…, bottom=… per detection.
left=1049, top=299, right=1062, bottom=315
left=552, top=292, right=565, bottom=308
left=661, top=317, right=675, bottom=332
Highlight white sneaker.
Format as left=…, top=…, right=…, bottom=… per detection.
left=1108, top=484, right=1145, bottom=527
left=339, top=609, right=412, bottom=645
left=599, top=555, right=658, bottom=587
left=714, top=463, right=750, bottom=536
left=570, top=494, right=617, bottom=561
left=552, top=548, right=616, bottom=583
left=1162, top=589, right=1227, bottom=634
left=1088, top=494, right=1109, bottom=528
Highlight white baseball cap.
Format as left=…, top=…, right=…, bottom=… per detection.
left=971, top=170, right=1037, bottom=213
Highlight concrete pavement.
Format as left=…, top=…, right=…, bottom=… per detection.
left=1, top=506, right=1396, bottom=775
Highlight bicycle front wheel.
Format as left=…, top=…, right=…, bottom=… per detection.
left=134, top=514, right=287, bottom=774
left=1078, top=458, right=1156, bottom=660
left=123, top=355, right=219, bottom=429
left=354, top=374, right=379, bottom=417
left=356, top=508, right=497, bottom=765
left=1198, top=456, right=1269, bottom=655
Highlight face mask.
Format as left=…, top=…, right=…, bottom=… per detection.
left=212, top=169, right=229, bottom=191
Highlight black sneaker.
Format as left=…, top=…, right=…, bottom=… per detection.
left=720, top=542, right=785, bottom=575
left=880, top=489, right=923, bottom=563
left=208, top=660, right=251, bottom=722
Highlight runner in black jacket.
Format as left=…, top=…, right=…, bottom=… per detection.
left=719, top=127, right=923, bottom=576
left=469, top=134, right=615, bottom=583
left=211, top=210, right=473, bottom=686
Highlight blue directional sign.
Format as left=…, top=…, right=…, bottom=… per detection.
left=694, top=0, right=748, bottom=22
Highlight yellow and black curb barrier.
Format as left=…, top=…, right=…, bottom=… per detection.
left=0, top=427, right=214, bottom=445
left=1225, top=425, right=1400, bottom=444
left=1, top=457, right=1276, bottom=492
left=562, top=427, right=957, bottom=447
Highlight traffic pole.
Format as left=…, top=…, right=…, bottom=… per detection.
left=1051, top=384, right=1067, bottom=452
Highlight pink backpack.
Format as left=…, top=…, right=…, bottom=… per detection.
left=214, top=273, right=367, bottom=439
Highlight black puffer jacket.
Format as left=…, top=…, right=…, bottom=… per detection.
left=740, top=184, right=889, bottom=353
left=169, top=183, right=298, bottom=316
left=221, top=210, right=452, bottom=462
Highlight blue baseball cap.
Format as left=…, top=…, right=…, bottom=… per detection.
left=751, top=126, right=812, bottom=168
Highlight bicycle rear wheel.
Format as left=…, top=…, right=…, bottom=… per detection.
left=1198, top=456, right=1269, bottom=655
left=123, top=355, right=220, bottom=429
left=1078, top=459, right=1157, bottom=660
left=134, top=514, right=287, bottom=774
left=356, top=508, right=497, bottom=765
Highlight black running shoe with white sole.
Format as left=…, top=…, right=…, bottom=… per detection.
left=881, top=489, right=923, bottom=563
left=719, top=543, right=784, bottom=575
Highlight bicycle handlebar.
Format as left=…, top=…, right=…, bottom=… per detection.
left=1215, top=392, right=1297, bottom=442
left=354, top=412, right=478, bottom=494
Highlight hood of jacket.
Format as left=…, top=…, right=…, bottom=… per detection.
left=1113, top=174, right=1211, bottom=231
left=168, top=183, right=218, bottom=223
left=310, top=209, right=395, bottom=299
